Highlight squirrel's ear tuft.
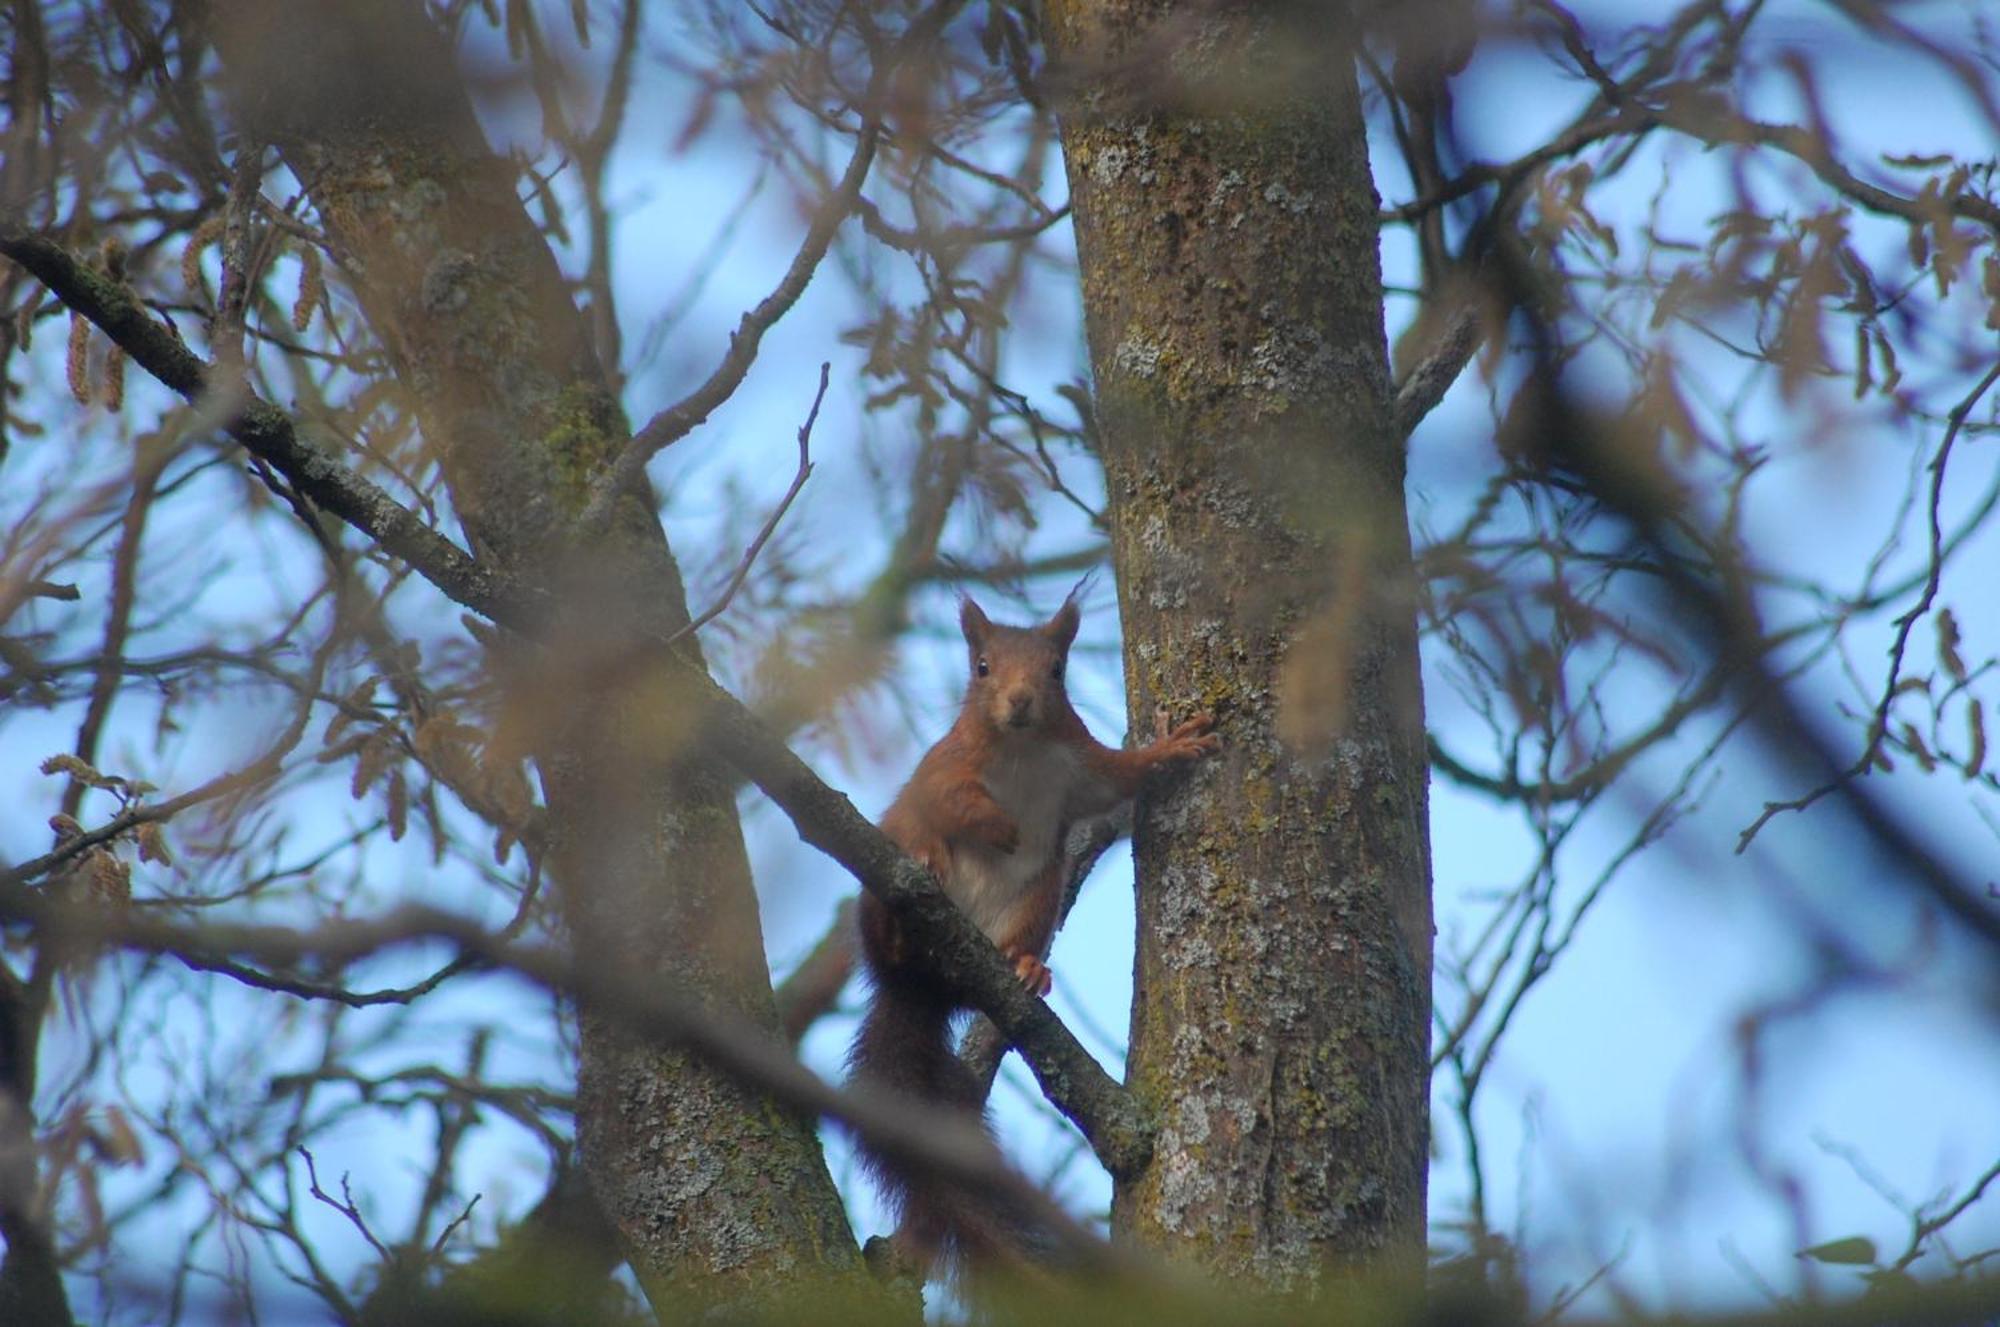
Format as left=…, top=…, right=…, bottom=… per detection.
left=959, top=596, right=992, bottom=646
left=1045, top=595, right=1081, bottom=649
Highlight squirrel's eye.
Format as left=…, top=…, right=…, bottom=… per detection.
left=976, top=657, right=989, bottom=677
left=1050, top=660, right=1064, bottom=680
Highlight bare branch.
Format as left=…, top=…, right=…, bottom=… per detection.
left=663, top=361, right=825, bottom=649
left=1393, top=304, right=1483, bottom=439
left=571, top=110, right=879, bottom=538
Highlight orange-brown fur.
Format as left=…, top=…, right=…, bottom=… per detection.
left=850, top=594, right=1219, bottom=1271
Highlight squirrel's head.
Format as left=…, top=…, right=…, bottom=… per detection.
left=958, top=595, right=1080, bottom=734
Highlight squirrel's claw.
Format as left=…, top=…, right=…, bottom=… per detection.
left=1153, top=708, right=1222, bottom=760
left=1005, top=948, right=1053, bottom=997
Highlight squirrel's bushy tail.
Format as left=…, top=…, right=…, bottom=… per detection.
left=848, top=973, right=1031, bottom=1273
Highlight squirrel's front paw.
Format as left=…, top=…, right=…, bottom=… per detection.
left=1153, top=709, right=1222, bottom=762
left=1003, top=946, right=1053, bottom=997
left=909, top=837, right=951, bottom=880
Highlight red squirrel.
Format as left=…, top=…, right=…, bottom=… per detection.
left=850, top=592, right=1220, bottom=1270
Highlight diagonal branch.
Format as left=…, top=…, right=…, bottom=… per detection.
left=0, top=222, right=534, bottom=625
left=0, top=220, right=1155, bottom=1178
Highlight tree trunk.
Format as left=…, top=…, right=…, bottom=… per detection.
left=1042, top=0, right=1434, bottom=1287
left=208, top=3, right=862, bottom=1315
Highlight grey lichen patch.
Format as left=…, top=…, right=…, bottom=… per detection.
left=1330, top=735, right=1384, bottom=792
left=388, top=174, right=447, bottom=222
left=1113, top=329, right=1166, bottom=379
left=1202, top=474, right=1263, bottom=530
left=384, top=175, right=450, bottom=255
left=1261, top=178, right=1317, bottom=215
left=1090, top=141, right=1133, bottom=185
left=1151, top=1072, right=1240, bottom=1235
left=1153, top=858, right=1215, bottom=938
left=1245, top=321, right=1335, bottom=414
left=420, top=248, right=476, bottom=314
left=1165, top=933, right=1219, bottom=973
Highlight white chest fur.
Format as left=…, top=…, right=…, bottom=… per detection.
left=945, top=737, right=1084, bottom=938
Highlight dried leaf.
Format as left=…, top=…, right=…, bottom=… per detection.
left=1901, top=722, right=1935, bottom=772
left=351, top=733, right=393, bottom=799
left=412, top=716, right=479, bottom=785
left=505, top=0, right=530, bottom=59
left=386, top=767, right=408, bottom=842
left=422, top=780, right=446, bottom=866
left=1969, top=698, right=1987, bottom=780
left=316, top=732, right=369, bottom=764
left=292, top=245, right=325, bottom=333
left=181, top=213, right=224, bottom=291
left=67, top=311, right=91, bottom=405
left=1872, top=328, right=1902, bottom=394
left=1276, top=540, right=1370, bottom=754
left=86, top=849, right=131, bottom=905
left=1938, top=608, right=1966, bottom=682
left=76, top=1167, right=104, bottom=1241
left=41, top=752, right=107, bottom=784
left=136, top=822, right=172, bottom=866
left=99, top=1106, right=145, bottom=1166
left=325, top=678, right=379, bottom=744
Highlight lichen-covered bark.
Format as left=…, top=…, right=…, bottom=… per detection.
left=208, top=2, right=862, bottom=1314
left=1041, top=0, right=1433, bottom=1287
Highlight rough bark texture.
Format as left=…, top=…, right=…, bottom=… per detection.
left=1042, top=0, right=1434, bottom=1287
left=207, top=2, right=862, bottom=1313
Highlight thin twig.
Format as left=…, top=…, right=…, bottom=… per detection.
left=430, top=1193, right=481, bottom=1257
left=298, top=1148, right=389, bottom=1258
left=662, top=361, right=825, bottom=649
left=1737, top=358, right=2000, bottom=851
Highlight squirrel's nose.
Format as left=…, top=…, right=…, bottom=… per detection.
left=1007, top=692, right=1034, bottom=723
